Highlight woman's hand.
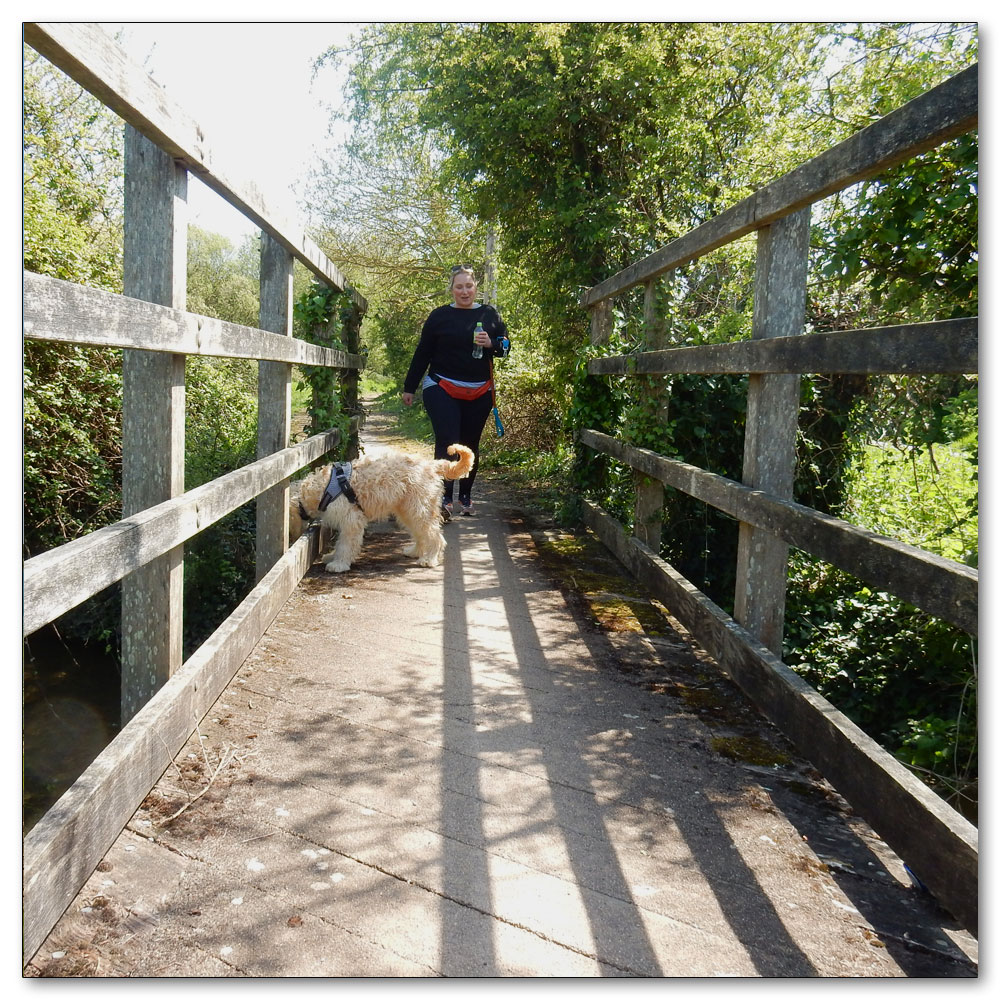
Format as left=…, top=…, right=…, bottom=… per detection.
left=474, top=329, right=491, bottom=348
left=402, top=392, right=414, bottom=407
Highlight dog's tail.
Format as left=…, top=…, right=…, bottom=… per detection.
left=435, top=444, right=475, bottom=480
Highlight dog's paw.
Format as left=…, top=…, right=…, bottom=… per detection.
left=324, top=560, right=351, bottom=573
left=402, top=542, right=418, bottom=558
left=417, top=555, right=442, bottom=568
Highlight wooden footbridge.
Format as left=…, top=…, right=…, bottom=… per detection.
left=22, top=24, right=978, bottom=976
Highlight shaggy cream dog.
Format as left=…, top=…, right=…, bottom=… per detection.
left=290, top=444, right=474, bottom=572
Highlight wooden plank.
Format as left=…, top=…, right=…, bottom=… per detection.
left=22, top=270, right=365, bottom=369
left=580, top=429, right=977, bottom=634
left=589, top=297, right=612, bottom=346
left=582, top=499, right=977, bottom=936
left=120, top=126, right=187, bottom=721
left=23, top=531, right=319, bottom=966
left=23, top=431, right=341, bottom=637
left=23, top=22, right=366, bottom=311
left=256, top=234, right=294, bottom=581
left=587, top=318, right=978, bottom=376
left=734, top=209, right=809, bottom=653
left=582, top=64, right=977, bottom=306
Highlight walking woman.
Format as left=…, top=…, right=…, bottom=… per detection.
left=402, top=265, right=510, bottom=518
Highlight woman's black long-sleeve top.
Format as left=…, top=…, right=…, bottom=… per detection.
left=403, top=303, right=510, bottom=395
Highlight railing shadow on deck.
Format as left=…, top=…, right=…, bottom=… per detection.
left=576, top=63, right=978, bottom=936
left=477, top=528, right=820, bottom=976
left=494, top=525, right=971, bottom=976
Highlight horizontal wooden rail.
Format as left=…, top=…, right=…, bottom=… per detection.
left=582, top=64, right=977, bottom=306
left=23, top=529, right=320, bottom=965
left=23, top=270, right=365, bottom=368
left=587, top=318, right=978, bottom=376
left=23, top=429, right=345, bottom=637
left=580, top=429, right=977, bottom=634
left=23, top=22, right=366, bottom=312
left=582, top=498, right=978, bottom=938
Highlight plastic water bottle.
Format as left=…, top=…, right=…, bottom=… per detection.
left=472, top=321, right=484, bottom=359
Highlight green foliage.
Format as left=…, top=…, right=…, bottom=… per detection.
left=182, top=503, right=257, bottom=659
left=843, top=440, right=978, bottom=566
left=186, top=226, right=260, bottom=326
left=480, top=367, right=567, bottom=459
left=181, top=346, right=261, bottom=657
left=23, top=48, right=124, bottom=291
left=181, top=235, right=264, bottom=652
left=658, top=373, right=747, bottom=608
left=184, top=356, right=258, bottom=489
left=293, top=282, right=354, bottom=458
left=815, top=136, right=977, bottom=325
left=23, top=343, right=123, bottom=557
left=794, top=373, right=870, bottom=516
left=783, top=556, right=977, bottom=817
left=567, top=344, right=624, bottom=518
left=23, top=50, right=126, bottom=559
left=326, top=23, right=834, bottom=374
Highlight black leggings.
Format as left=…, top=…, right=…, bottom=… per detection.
left=422, top=383, right=494, bottom=502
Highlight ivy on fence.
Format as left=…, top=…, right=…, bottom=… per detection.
left=293, top=282, right=354, bottom=462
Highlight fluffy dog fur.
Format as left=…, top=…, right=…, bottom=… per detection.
left=290, top=444, right=474, bottom=573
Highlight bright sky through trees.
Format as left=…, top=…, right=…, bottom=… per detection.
left=107, top=21, right=361, bottom=242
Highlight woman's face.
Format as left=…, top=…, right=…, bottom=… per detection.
left=450, top=272, right=478, bottom=309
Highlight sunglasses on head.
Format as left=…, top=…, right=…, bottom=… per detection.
left=451, top=265, right=475, bottom=273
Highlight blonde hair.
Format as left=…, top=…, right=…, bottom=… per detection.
left=449, top=265, right=477, bottom=290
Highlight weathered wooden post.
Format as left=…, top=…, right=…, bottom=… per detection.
left=256, top=233, right=294, bottom=581
left=589, top=297, right=612, bottom=348
left=632, top=278, right=670, bottom=550
left=734, top=208, right=810, bottom=653
left=120, top=126, right=187, bottom=723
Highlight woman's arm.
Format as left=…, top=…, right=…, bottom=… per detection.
left=402, top=315, right=437, bottom=394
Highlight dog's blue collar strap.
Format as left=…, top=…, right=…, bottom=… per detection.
left=318, top=462, right=362, bottom=512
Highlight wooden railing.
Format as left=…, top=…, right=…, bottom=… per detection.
left=22, top=23, right=366, bottom=962
left=577, top=65, right=978, bottom=935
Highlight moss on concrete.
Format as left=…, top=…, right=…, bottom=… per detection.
left=533, top=530, right=670, bottom=635
left=711, top=735, right=791, bottom=768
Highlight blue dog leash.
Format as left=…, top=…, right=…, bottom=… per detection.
left=490, top=351, right=505, bottom=439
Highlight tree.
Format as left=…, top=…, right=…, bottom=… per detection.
left=304, top=133, right=488, bottom=383
left=23, top=49, right=266, bottom=652
left=23, top=48, right=126, bottom=557
left=331, top=23, right=834, bottom=367
left=314, top=19, right=979, bottom=811
left=23, top=47, right=123, bottom=290
left=186, top=225, right=261, bottom=327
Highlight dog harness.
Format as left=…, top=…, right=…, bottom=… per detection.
left=318, top=462, right=363, bottom=513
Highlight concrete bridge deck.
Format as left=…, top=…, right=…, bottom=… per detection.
left=26, top=417, right=977, bottom=978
